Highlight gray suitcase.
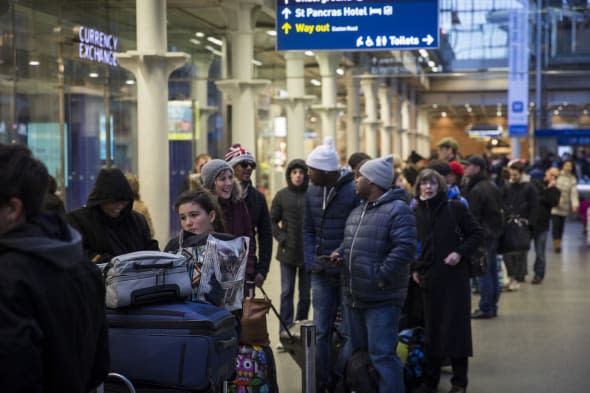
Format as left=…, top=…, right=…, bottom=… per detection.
left=104, top=251, right=191, bottom=309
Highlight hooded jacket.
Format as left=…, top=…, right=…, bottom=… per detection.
left=463, top=172, right=504, bottom=240
left=0, top=213, right=109, bottom=392
left=271, top=159, right=309, bottom=266
left=338, top=188, right=416, bottom=308
left=67, top=168, right=158, bottom=263
left=303, top=168, right=360, bottom=274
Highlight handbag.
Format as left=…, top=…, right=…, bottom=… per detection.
left=240, top=288, right=271, bottom=346
left=498, top=216, right=531, bottom=253
left=447, top=204, right=489, bottom=278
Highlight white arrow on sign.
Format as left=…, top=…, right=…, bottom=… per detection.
left=421, top=34, right=434, bottom=46
left=282, top=8, right=292, bottom=20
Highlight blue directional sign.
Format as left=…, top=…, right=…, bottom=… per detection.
left=276, top=0, right=439, bottom=51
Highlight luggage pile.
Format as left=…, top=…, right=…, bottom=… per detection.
left=102, top=234, right=250, bottom=393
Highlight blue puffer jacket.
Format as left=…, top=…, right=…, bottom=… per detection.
left=303, top=169, right=359, bottom=274
left=339, top=188, right=417, bottom=308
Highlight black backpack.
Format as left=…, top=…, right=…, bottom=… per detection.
left=345, top=350, right=378, bottom=393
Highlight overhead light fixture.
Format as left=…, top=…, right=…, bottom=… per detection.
left=553, top=110, right=559, bottom=115
left=584, top=109, right=589, bottom=115
left=266, top=30, right=277, bottom=36
left=336, top=68, right=344, bottom=76
left=189, top=38, right=201, bottom=45
left=496, top=111, right=502, bottom=117
left=432, top=104, right=438, bottom=109
left=529, top=102, right=535, bottom=107
left=252, top=59, right=263, bottom=66
left=89, top=72, right=99, bottom=78
left=195, top=32, right=205, bottom=38
left=419, top=49, right=429, bottom=58
left=467, top=107, right=472, bottom=113
left=205, top=45, right=223, bottom=56
left=310, top=79, right=321, bottom=86
left=428, top=60, right=435, bottom=67
left=28, top=60, right=40, bottom=66
left=206, top=36, right=223, bottom=46
left=304, top=50, right=314, bottom=57
left=441, top=111, right=447, bottom=117
left=125, top=80, right=135, bottom=85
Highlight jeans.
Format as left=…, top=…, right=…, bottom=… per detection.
left=279, top=263, right=311, bottom=332
left=311, top=272, right=348, bottom=389
left=477, top=238, right=500, bottom=316
left=345, top=304, right=404, bottom=393
left=533, top=231, right=548, bottom=279
left=551, top=214, right=566, bottom=240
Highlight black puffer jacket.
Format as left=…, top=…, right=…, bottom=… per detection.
left=531, top=178, right=561, bottom=236
left=339, top=188, right=416, bottom=308
left=271, top=159, right=309, bottom=266
left=242, top=181, right=273, bottom=278
left=67, top=168, right=158, bottom=263
left=0, top=213, right=109, bottom=392
left=463, top=172, right=504, bottom=240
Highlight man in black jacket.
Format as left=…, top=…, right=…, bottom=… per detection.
left=67, top=167, right=159, bottom=264
left=0, top=144, right=109, bottom=393
left=463, top=156, right=504, bottom=319
left=225, top=144, right=272, bottom=288
left=531, top=167, right=561, bottom=284
left=271, top=159, right=310, bottom=341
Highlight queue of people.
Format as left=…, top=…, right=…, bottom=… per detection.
left=2, top=139, right=588, bottom=393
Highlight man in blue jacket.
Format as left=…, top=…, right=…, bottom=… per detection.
left=304, top=137, right=360, bottom=393
left=331, top=155, right=417, bottom=393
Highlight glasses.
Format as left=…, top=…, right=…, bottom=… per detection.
left=239, top=161, right=256, bottom=169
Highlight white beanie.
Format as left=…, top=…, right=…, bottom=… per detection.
left=306, top=136, right=339, bottom=171
left=359, top=155, right=394, bottom=190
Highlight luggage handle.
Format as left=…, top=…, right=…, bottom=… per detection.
left=216, top=336, right=238, bottom=352
left=258, top=286, right=295, bottom=341
left=132, top=261, right=173, bottom=270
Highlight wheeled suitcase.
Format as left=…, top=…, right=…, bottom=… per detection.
left=107, top=301, right=238, bottom=392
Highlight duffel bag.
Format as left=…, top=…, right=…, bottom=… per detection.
left=105, top=251, right=191, bottom=309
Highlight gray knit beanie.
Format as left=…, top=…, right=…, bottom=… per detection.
left=359, top=155, right=394, bottom=190
left=200, top=159, right=233, bottom=190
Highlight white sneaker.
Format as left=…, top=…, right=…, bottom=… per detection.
left=508, top=279, right=520, bottom=291
left=276, top=343, right=286, bottom=353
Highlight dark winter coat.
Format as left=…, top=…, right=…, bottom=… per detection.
left=271, top=159, right=309, bottom=266
left=303, top=169, right=360, bottom=274
left=501, top=180, right=539, bottom=227
left=339, top=188, right=416, bottom=308
left=0, top=213, right=109, bottom=393
left=242, top=180, right=273, bottom=278
left=218, top=197, right=257, bottom=279
left=531, top=179, right=561, bottom=236
left=67, top=168, right=158, bottom=264
left=414, top=192, right=483, bottom=358
left=463, top=172, right=504, bottom=240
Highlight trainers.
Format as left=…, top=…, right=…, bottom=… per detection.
left=508, top=279, right=520, bottom=292
left=471, top=309, right=493, bottom=319
left=276, top=343, right=286, bottom=353
left=531, top=276, right=543, bottom=285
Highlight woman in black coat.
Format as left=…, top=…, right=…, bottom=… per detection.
left=411, top=169, right=484, bottom=393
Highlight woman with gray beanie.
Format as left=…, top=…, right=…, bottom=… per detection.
left=198, top=159, right=257, bottom=292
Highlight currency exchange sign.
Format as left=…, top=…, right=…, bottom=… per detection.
left=276, top=0, right=439, bottom=51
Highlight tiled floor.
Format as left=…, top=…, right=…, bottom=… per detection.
left=263, top=221, right=590, bottom=393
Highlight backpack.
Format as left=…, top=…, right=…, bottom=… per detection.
left=397, top=327, right=425, bottom=391
left=345, top=350, right=379, bottom=393
left=229, top=344, right=278, bottom=393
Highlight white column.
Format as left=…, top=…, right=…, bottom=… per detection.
left=191, top=53, right=217, bottom=156
left=399, top=81, right=410, bottom=159
left=216, top=0, right=270, bottom=156
left=273, top=53, right=316, bottom=162
left=345, top=70, right=362, bottom=157
left=408, top=86, right=418, bottom=153
left=117, top=0, right=189, bottom=245
left=360, top=75, right=381, bottom=158
left=391, top=79, right=403, bottom=157
left=313, top=52, right=341, bottom=143
left=378, top=83, right=393, bottom=156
